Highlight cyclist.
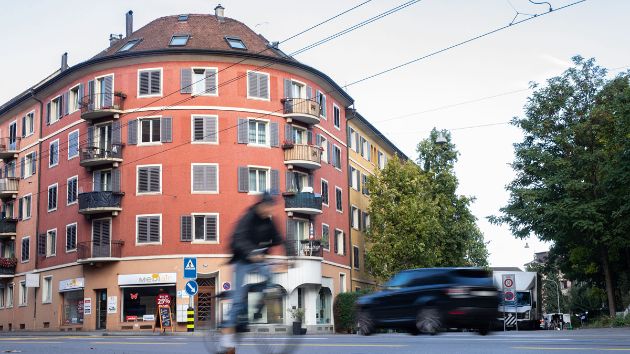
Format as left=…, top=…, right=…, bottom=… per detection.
left=218, top=192, right=285, bottom=354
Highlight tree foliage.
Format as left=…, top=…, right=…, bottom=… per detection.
left=365, top=130, right=488, bottom=282
left=490, top=56, right=630, bottom=316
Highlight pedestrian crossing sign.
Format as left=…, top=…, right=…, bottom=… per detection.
left=183, top=257, right=197, bottom=279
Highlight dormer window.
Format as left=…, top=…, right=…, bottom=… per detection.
left=170, top=35, right=190, bottom=46
left=118, top=39, right=141, bottom=52
left=225, top=36, right=246, bottom=50
left=178, top=14, right=189, bottom=21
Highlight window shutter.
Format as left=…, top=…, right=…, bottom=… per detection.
left=180, top=215, right=192, bottom=241
left=79, top=83, right=84, bottom=103
left=285, top=171, right=295, bottom=192
left=138, top=168, right=148, bottom=192
left=193, top=117, right=204, bottom=141
left=206, top=165, right=217, bottom=192
left=18, top=198, right=23, bottom=220
left=149, top=217, right=160, bottom=242
left=87, top=80, right=95, bottom=110
left=284, top=124, right=293, bottom=144
left=112, top=168, right=121, bottom=192
left=258, top=74, right=268, bottom=99
left=270, top=122, right=279, bottom=147
left=112, top=121, right=121, bottom=145
left=161, top=117, right=172, bottom=143
left=63, top=91, right=70, bottom=116
left=32, top=152, right=36, bottom=175
left=306, top=86, right=312, bottom=99
left=137, top=217, right=148, bottom=243
left=139, top=71, right=150, bottom=95
left=248, top=72, right=259, bottom=98
left=286, top=219, right=296, bottom=256
left=180, top=68, right=192, bottom=94
left=237, top=118, right=248, bottom=144
left=87, top=125, right=94, bottom=147
left=46, top=102, right=51, bottom=125
left=237, top=166, right=249, bottom=192
left=103, top=76, right=113, bottom=107
left=206, top=215, right=218, bottom=241
left=128, top=119, right=138, bottom=145
left=93, top=172, right=102, bottom=192
left=355, top=133, right=359, bottom=152
left=21, top=116, right=26, bottom=137
left=328, top=142, right=332, bottom=164
left=20, top=157, right=25, bottom=178
left=205, top=116, right=217, bottom=143
left=307, top=131, right=313, bottom=145
left=38, top=233, right=46, bottom=256
left=204, top=69, right=217, bottom=95
left=150, top=70, right=161, bottom=95
left=270, top=169, right=279, bottom=195
left=334, top=231, right=338, bottom=254
left=283, top=78, right=292, bottom=99
left=192, top=165, right=204, bottom=192
left=331, top=148, right=337, bottom=167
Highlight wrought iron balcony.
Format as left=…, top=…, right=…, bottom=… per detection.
left=80, top=92, right=125, bottom=121
left=0, top=138, right=19, bottom=160
left=283, top=144, right=321, bottom=170
left=80, top=144, right=123, bottom=168
left=0, top=218, right=17, bottom=237
left=282, top=98, right=321, bottom=125
left=284, top=192, right=322, bottom=215
left=77, top=240, right=124, bottom=262
left=0, top=257, right=17, bottom=276
left=78, top=191, right=123, bottom=215
left=0, top=178, right=19, bottom=200
left=286, top=239, right=323, bottom=258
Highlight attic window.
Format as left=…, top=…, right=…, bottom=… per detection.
left=170, top=35, right=190, bottom=46
left=178, top=14, right=189, bottom=21
left=225, top=36, right=247, bottom=50
left=118, top=39, right=141, bottom=52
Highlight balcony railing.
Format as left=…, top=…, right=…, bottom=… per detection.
left=0, top=178, right=19, bottom=200
left=0, top=218, right=17, bottom=236
left=80, top=92, right=125, bottom=120
left=78, top=191, right=123, bottom=215
left=0, top=257, right=17, bottom=276
left=282, top=98, right=321, bottom=125
left=77, top=240, right=124, bottom=260
left=80, top=144, right=123, bottom=168
left=0, top=137, right=20, bottom=159
left=286, top=239, right=323, bottom=258
left=284, top=192, right=323, bottom=215
left=283, top=144, right=321, bottom=169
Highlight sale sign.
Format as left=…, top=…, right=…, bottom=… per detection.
left=156, top=293, right=171, bottom=306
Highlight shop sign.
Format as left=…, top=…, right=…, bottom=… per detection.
left=84, top=298, right=92, bottom=315
left=143, top=314, right=155, bottom=321
left=59, top=277, right=85, bottom=292
left=107, top=296, right=117, bottom=314
left=117, top=273, right=177, bottom=286
left=26, top=273, right=40, bottom=288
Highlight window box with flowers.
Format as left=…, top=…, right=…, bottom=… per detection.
left=0, top=257, right=17, bottom=275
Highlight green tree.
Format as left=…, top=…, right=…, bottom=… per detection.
left=490, top=56, right=630, bottom=316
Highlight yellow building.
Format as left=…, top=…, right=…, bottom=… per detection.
left=346, top=109, right=408, bottom=290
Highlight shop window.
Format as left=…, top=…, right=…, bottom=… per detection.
left=248, top=287, right=285, bottom=324
left=122, top=286, right=175, bottom=322
left=62, top=290, right=84, bottom=325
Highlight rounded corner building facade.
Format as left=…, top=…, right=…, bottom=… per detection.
left=0, top=9, right=353, bottom=332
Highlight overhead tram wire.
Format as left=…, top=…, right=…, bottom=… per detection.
left=20, top=0, right=586, bottom=198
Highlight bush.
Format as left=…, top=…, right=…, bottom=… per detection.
left=333, top=291, right=370, bottom=333
left=585, top=314, right=630, bottom=328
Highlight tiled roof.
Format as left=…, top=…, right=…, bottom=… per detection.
left=95, top=14, right=290, bottom=60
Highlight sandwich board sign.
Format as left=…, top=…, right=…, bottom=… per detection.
left=183, top=257, right=197, bottom=279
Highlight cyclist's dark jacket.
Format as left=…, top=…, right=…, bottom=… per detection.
left=229, top=205, right=284, bottom=263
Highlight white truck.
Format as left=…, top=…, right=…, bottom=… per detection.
left=492, top=271, right=542, bottom=330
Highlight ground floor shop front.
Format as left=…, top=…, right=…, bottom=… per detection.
left=0, top=257, right=349, bottom=333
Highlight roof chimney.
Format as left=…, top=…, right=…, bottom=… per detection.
left=126, top=10, right=133, bottom=37
left=109, top=34, right=123, bottom=46
left=214, top=4, right=225, bottom=21
left=61, top=52, right=68, bottom=72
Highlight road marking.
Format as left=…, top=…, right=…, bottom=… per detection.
left=240, top=343, right=406, bottom=347
left=0, top=341, right=63, bottom=344
left=90, top=341, right=186, bottom=345
left=513, top=347, right=630, bottom=351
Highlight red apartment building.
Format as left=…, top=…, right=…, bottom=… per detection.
left=0, top=7, right=353, bottom=332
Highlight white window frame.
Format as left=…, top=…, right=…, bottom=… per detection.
left=350, top=167, right=359, bottom=190
left=42, top=276, right=53, bottom=304
left=335, top=229, right=345, bottom=256
left=68, top=129, right=80, bottom=160
left=289, top=79, right=306, bottom=99
left=190, top=163, right=220, bottom=194
left=136, top=164, right=162, bottom=195
left=246, top=70, right=271, bottom=101
left=190, top=213, right=220, bottom=244
left=319, top=135, right=328, bottom=163
left=47, top=183, right=58, bottom=212
left=67, top=175, right=78, bottom=206
left=94, top=73, right=115, bottom=109
left=23, top=152, right=36, bottom=179
left=46, top=228, right=57, bottom=257
left=318, top=91, right=327, bottom=119
left=93, top=168, right=113, bottom=192
left=190, top=114, right=219, bottom=144
left=20, top=236, right=30, bottom=263
left=333, top=144, right=342, bottom=171
left=138, top=116, right=162, bottom=146
left=191, top=67, right=219, bottom=96
left=322, top=223, right=330, bottom=252
left=66, top=222, right=77, bottom=253
left=321, top=178, right=329, bottom=207
left=349, top=128, right=358, bottom=152
left=291, top=125, right=308, bottom=145
left=333, top=104, right=341, bottom=130
left=247, top=118, right=270, bottom=147
left=49, top=139, right=60, bottom=167
left=137, top=67, right=163, bottom=98
left=339, top=272, right=347, bottom=293
left=6, top=283, right=14, bottom=308
left=351, top=205, right=359, bottom=230
left=69, top=84, right=81, bottom=113
left=247, top=166, right=270, bottom=194
left=50, top=95, right=62, bottom=124
left=24, top=111, right=35, bottom=137
left=18, top=281, right=27, bottom=307
left=335, top=186, right=343, bottom=213
left=135, top=214, right=162, bottom=245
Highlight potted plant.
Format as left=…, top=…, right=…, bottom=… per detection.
left=281, top=140, right=294, bottom=150
left=289, top=307, right=305, bottom=335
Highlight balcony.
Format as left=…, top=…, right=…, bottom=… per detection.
left=0, top=178, right=19, bottom=200
left=80, top=92, right=125, bottom=121
left=0, top=257, right=16, bottom=277
left=286, top=239, right=323, bottom=258
left=77, top=240, right=124, bottom=263
left=282, top=98, right=321, bottom=125
left=78, top=191, right=123, bottom=215
left=0, top=218, right=17, bottom=238
left=0, top=138, right=20, bottom=160
left=284, top=192, right=322, bottom=215
left=283, top=144, right=321, bottom=170
left=80, top=144, right=123, bottom=168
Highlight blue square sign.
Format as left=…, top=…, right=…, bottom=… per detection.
left=183, top=257, right=197, bottom=279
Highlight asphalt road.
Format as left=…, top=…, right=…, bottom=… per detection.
left=0, top=328, right=629, bottom=354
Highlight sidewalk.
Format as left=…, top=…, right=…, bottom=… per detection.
left=0, top=330, right=209, bottom=337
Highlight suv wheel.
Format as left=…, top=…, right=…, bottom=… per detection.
left=416, top=308, right=442, bottom=335
left=357, top=311, right=374, bottom=336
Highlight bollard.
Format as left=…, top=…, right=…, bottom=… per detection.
left=187, top=306, right=195, bottom=332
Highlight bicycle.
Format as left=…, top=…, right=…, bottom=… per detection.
left=201, top=256, right=301, bottom=354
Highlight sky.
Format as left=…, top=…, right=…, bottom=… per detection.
left=1, top=0, right=628, bottom=268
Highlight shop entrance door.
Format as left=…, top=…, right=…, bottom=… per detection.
left=96, top=289, right=107, bottom=330
left=196, top=277, right=216, bottom=328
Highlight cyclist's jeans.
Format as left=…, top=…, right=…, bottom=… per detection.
left=225, top=260, right=272, bottom=328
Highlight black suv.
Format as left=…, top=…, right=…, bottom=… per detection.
left=356, top=268, right=499, bottom=335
